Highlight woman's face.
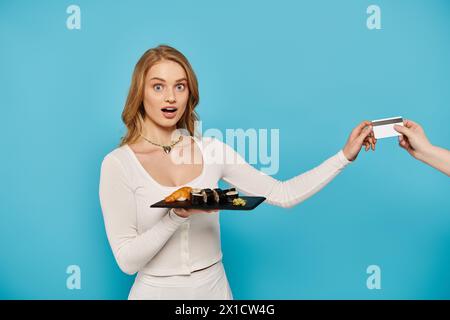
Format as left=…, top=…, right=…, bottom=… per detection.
left=143, top=60, right=189, bottom=128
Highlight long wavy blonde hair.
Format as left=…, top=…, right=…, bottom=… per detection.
left=119, top=45, right=200, bottom=147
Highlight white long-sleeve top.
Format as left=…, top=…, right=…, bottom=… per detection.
left=99, top=136, right=350, bottom=277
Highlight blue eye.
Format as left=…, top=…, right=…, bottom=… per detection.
left=176, top=84, right=185, bottom=91
left=153, top=84, right=163, bottom=92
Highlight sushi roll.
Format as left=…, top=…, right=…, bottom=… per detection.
left=212, top=189, right=219, bottom=203
left=191, top=192, right=204, bottom=205
left=213, top=188, right=225, bottom=203
left=203, top=188, right=215, bottom=204
left=225, top=189, right=239, bottom=203
left=190, top=188, right=204, bottom=205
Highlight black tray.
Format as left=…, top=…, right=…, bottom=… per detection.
left=150, top=196, right=266, bottom=211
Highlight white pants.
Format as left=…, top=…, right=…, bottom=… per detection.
left=128, top=261, right=233, bottom=300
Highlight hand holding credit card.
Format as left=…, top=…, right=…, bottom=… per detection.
left=371, top=116, right=404, bottom=139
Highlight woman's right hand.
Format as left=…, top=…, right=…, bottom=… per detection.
left=342, top=120, right=376, bottom=161
left=172, top=208, right=218, bottom=218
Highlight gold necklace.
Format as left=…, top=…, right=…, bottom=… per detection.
left=139, top=133, right=183, bottom=154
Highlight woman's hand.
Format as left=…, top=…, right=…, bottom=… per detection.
left=172, top=208, right=218, bottom=218
left=394, top=119, right=450, bottom=176
left=343, top=120, right=377, bottom=161
left=393, top=119, right=432, bottom=161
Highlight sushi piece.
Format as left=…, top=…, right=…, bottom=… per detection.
left=190, top=188, right=206, bottom=205
left=225, top=189, right=239, bottom=203
left=191, top=192, right=204, bottom=205
left=203, top=188, right=215, bottom=204
left=164, top=186, right=192, bottom=202
left=213, top=188, right=226, bottom=203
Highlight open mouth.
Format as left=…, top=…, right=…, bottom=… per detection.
left=161, top=107, right=178, bottom=113
left=161, top=106, right=178, bottom=119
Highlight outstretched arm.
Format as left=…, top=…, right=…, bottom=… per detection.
left=217, top=121, right=375, bottom=208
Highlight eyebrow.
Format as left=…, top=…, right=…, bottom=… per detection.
left=150, top=77, right=187, bottom=82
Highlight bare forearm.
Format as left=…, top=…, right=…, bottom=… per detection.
left=419, top=145, right=450, bottom=176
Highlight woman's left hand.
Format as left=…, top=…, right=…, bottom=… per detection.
left=343, top=120, right=377, bottom=161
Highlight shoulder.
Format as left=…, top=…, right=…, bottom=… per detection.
left=99, top=145, right=136, bottom=189
left=101, top=145, right=132, bottom=171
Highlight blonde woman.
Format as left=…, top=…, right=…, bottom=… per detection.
left=99, top=45, right=377, bottom=300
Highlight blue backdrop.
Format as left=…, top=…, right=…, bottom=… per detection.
left=1, top=0, right=449, bottom=299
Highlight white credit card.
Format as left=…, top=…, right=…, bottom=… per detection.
left=371, top=116, right=404, bottom=139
